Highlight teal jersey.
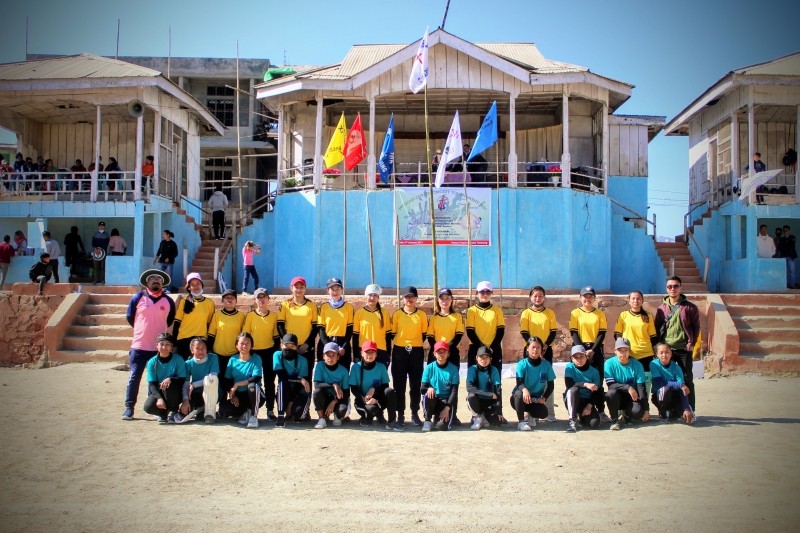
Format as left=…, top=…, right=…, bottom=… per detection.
left=146, top=354, right=188, bottom=383
left=564, top=362, right=602, bottom=399
left=422, top=362, right=460, bottom=399
left=604, top=356, right=646, bottom=386
left=225, top=354, right=263, bottom=392
left=516, top=357, right=556, bottom=397
left=185, top=353, right=220, bottom=385
left=649, top=359, right=684, bottom=385
left=466, top=365, right=501, bottom=393
left=349, top=361, right=390, bottom=395
left=273, top=350, right=309, bottom=379
left=313, top=362, right=350, bottom=388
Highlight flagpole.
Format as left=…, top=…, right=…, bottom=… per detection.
left=342, top=161, right=348, bottom=289
left=424, top=87, right=439, bottom=296
left=394, top=182, right=401, bottom=309
left=365, top=188, right=375, bottom=283
left=464, top=182, right=473, bottom=303
left=496, top=149, right=503, bottom=308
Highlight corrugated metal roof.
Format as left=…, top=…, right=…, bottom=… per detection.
left=0, top=53, right=161, bottom=81
left=338, top=44, right=406, bottom=77
left=475, top=43, right=585, bottom=73
left=734, top=51, right=800, bottom=77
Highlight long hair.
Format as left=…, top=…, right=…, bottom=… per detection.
left=629, top=290, right=649, bottom=323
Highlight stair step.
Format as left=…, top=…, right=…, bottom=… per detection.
left=731, top=315, right=798, bottom=328
left=723, top=294, right=800, bottom=306
left=49, top=349, right=129, bottom=363
left=738, top=340, right=800, bottom=356
left=74, top=314, right=129, bottom=326
left=681, top=284, right=708, bottom=292
left=738, top=328, right=798, bottom=342
left=83, top=304, right=130, bottom=314
left=727, top=305, right=800, bottom=316
left=68, top=325, right=131, bottom=337
left=87, top=294, right=134, bottom=305
left=62, top=336, right=132, bottom=351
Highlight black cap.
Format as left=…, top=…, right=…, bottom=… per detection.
left=326, top=277, right=343, bottom=289
left=402, top=286, right=418, bottom=297
left=281, top=333, right=298, bottom=345
left=579, top=285, right=596, bottom=296
left=476, top=346, right=493, bottom=357
left=437, top=287, right=453, bottom=297
left=221, top=289, right=237, bottom=298
left=156, top=332, right=175, bottom=344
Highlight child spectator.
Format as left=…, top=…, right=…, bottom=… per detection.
left=28, top=252, right=52, bottom=296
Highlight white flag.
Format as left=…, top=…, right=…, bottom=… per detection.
left=408, top=27, right=429, bottom=94
left=435, top=111, right=463, bottom=188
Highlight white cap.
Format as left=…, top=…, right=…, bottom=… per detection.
left=476, top=280, right=493, bottom=292
left=364, top=283, right=382, bottom=296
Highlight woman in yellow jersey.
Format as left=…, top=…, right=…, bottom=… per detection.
left=352, top=284, right=392, bottom=367
left=243, top=287, right=280, bottom=420
left=207, top=289, right=247, bottom=393
left=568, top=285, right=609, bottom=421
left=317, top=277, right=354, bottom=369
left=519, top=285, right=558, bottom=421
left=277, top=276, right=318, bottom=383
left=426, top=287, right=464, bottom=367
left=614, top=290, right=657, bottom=399
left=465, top=281, right=505, bottom=372
left=390, top=286, right=428, bottom=428
left=172, top=273, right=216, bottom=360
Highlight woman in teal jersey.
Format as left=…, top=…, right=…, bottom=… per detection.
left=512, top=337, right=555, bottom=431
left=563, top=344, right=602, bottom=433
left=218, top=332, right=264, bottom=429
left=350, top=340, right=400, bottom=430
left=143, top=333, right=188, bottom=423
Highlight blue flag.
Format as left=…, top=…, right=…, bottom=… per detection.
left=468, top=101, right=498, bottom=161
left=378, top=114, right=395, bottom=184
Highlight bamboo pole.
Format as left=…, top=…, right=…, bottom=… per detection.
left=464, top=180, right=473, bottom=303
left=424, top=87, right=439, bottom=296
left=496, top=150, right=503, bottom=307
left=343, top=162, right=348, bottom=289
left=394, top=182, right=401, bottom=308
left=365, top=189, right=375, bottom=283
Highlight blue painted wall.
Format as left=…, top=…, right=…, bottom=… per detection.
left=608, top=176, right=648, bottom=220
left=247, top=188, right=661, bottom=292
left=610, top=215, right=664, bottom=294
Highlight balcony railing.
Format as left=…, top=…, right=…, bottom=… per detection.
left=0, top=171, right=156, bottom=202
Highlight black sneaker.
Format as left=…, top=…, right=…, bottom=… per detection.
left=411, top=412, right=423, bottom=426
left=396, top=415, right=405, bottom=429
left=359, top=418, right=372, bottom=427
left=204, top=415, right=215, bottom=424
left=121, top=408, right=134, bottom=421
left=266, top=410, right=277, bottom=421
left=275, top=415, right=286, bottom=428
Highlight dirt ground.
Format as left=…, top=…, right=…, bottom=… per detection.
left=0, top=364, right=798, bottom=532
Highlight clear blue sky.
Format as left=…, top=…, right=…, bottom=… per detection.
left=0, top=0, right=796, bottom=238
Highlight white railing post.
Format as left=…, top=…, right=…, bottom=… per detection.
left=183, top=245, right=188, bottom=282
left=669, top=257, right=675, bottom=277
left=214, top=247, right=220, bottom=281
left=704, top=257, right=710, bottom=284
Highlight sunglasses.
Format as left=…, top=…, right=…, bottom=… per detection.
left=666, top=284, right=681, bottom=289
left=478, top=290, right=492, bottom=294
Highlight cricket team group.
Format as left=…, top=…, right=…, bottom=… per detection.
left=121, top=268, right=699, bottom=433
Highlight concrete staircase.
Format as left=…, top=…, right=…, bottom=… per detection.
left=655, top=242, right=707, bottom=292
left=723, top=294, right=800, bottom=361
left=185, top=239, right=227, bottom=293
left=50, top=287, right=136, bottom=362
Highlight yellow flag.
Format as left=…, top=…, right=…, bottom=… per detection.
left=323, top=112, right=347, bottom=168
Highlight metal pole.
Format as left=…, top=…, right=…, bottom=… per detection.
left=669, top=256, right=675, bottom=277
left=343, top=164, right=348, bottom=289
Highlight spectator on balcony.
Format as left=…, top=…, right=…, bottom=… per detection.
left=208, top=185, right=229, bottom=240
left=42, top=231, right=61, bottom=283
left=141, top=155, right=155, bottom=195
left=780, top=225, right=798, bottom=289
left=104, top=157, right=122, bottom=191
left=40, top=159, right=56, bottom=191
left=12, top=153, right=26, bottom=192
left=70, top=159, right=88, bottom=191
left=63, top=226, right=86, bottom=280
left=756, top=224, right=777, bottom=259
left=0, top=159, right=13, bottom=194
left=108, top=228, right=127, bottom=256
left=154, top=230, right=178, bottom=292
left=87, top=156, right=104, bottom=174
left=745, top=152, right=766, bottom=174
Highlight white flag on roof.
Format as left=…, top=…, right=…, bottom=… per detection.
left=408, top=27, right=429, bottom=94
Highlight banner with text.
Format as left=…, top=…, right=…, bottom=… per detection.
left=394, top=187, right=492, bottom=246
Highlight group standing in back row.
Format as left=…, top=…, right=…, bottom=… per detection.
left=120, top=270, right=700, bottom=432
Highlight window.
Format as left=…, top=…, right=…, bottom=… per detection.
left=206, top=86, right=235, bottom=127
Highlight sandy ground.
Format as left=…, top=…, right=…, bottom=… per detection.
left=0, top=364, right=798, bottom=532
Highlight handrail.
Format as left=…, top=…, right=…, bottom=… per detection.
left=179, top=194, right=212, bottom=216
left=608, top=197, right=656, bottom=238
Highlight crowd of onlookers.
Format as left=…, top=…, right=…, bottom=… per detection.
left=0, top=151, right=154, bottom=194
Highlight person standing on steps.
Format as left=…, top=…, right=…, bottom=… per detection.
left=654, top=275, right=700, bottom=421
left=208, top=185, right=229, bottom=240
left=121, top=269, right=176, bottom=421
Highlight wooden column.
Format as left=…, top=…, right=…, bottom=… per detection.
left=134, top=113, right=143, bottom=201
left=602, top=102, right=609, bottom=194
left=561, top=90, right=571, bottom=188
left=314, top=92, right=323, bottom=191
left=731, top=113, right=739, bottom=191
left=153, top=110, right=161, bottom=196
left=91, top=105, right=101, bottom=202
left=747, top=90, right=756, bottom=205
left=508, top=90, right=518, bottom=187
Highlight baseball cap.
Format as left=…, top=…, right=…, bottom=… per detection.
left=437, top=287, right=453, bottom=297
left=433, top=340, right=449, bottom=352
left=402, top=286, right=418, bottom=297
left=570, top=345, right=587, bottom=356
left=361, top=340, right=378, bottom=352
left=290, top=276, right=306, bottom=287
left=254, top=288, right=269, bottom=298
left=476, top=346, right=492, bottom=357
left=326, top=277, right=343, bottom=289
left=281, top=333, right=298, bottom=345
left=156, top=332, right=175, bottom=344
left=579, top=285, right=596, bottom=296
left=364, top=283, right=382, bottom=296
left=476, top=281, right=493, bottom=292
left=323, top=341, right=340, bottom=354
left=221, top=289, right=237, bottom=298
left=614, top=337, right=631, bottom=350
left=98, top=221, right=106, bottom=226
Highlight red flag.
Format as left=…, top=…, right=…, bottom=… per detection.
left=344, top=113, right=367, bottom=171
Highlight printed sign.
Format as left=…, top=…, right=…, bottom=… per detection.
left=394, top=187, right=491, bottom=246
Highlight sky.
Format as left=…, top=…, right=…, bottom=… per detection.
left=0, top=0, right=797, bottom=239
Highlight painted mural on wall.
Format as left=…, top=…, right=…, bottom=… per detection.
left=394, top=187, right=491, bottom=246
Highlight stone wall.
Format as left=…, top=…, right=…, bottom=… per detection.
left=0, top=293, right=63, bottom=366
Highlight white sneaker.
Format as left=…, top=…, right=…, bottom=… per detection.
left=247, top=415, right=258, bottom=428
left=178, top=409, right=198, bottom=424
left=238, top=412, right=249, bottom=425
left=421, top=421, right=432, bottom=432
left=314, top=418, right=327, bottom=429
left=518, top=422, right=532, bottom=431
left=470, top=416, right=482, bottom=430
left=172, top=412, right=184, bottom=423
left=610, top=422, right=621, bottom=431
left=332, top=416, right=342, bottom=427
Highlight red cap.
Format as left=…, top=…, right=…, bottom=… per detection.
left=434, top=340, right=450, bottom=352
left=361, top=340, right=378, bottom=352
left=290, top=276, right=306, bottom=287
